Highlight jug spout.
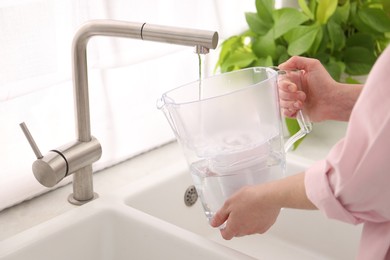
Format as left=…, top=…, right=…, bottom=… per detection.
left=157, top=98, right=179, bottom=136
left=156, top=97, right=165, bottom=110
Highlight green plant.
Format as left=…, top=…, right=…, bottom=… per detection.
left=215, top=0, right=390, bottom=149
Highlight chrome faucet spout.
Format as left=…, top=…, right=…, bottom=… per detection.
left=21, top=19, right=218, bottom=205
left=140, top=23, right=218, bottom=52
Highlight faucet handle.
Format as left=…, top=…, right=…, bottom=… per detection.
left=20, top=122, right=68, bottom=188
left=19, top=122, right=43, bottom=159
left=20, top=122, right=102, bottom=188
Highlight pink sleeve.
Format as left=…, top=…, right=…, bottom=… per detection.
left=304, top=46, right=390, bottom=259
left=305, top=46, right=390, bottom=223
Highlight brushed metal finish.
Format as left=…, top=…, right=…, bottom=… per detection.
left=28, top=137, right=102, bottom=188
left=70, top=165, right=95, bottom=203
left=32, top=151, right=67, bottom=188
left=19, top=122, right=43, bottom=159
left=56, top=137, right=102, bottom=174
left=141, top=23, right=218, bottom=50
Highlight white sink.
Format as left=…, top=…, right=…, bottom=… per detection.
left=124, top=159, right=363, bottom=260
left=0, top=200, right=255, bottom=260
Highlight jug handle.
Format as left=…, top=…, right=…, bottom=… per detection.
left=275, top=69, right=313, bottom=152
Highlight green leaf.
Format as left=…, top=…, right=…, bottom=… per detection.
left=220, top=51, right=257, bottom=72
left=214, top=36, right=246, bottom=72
left=377, top=36, right=390, bottom=53
left=312, top=52, right=330, bottom=64
left=351, top=3, right=382, bottom=35
left=256, top=0, right=274, bottom=25
left=252, top=30, right=276, bottom=58
left=346, top=32, right=375, bottom=50
left=285, top=25, right=321, bottom=56
left=298, top=0, right=314, bottom=20
left=314, top=26, right=330, bottom=54
left=309, top=0, right=317, bottom=15
left=277, top=52, right=290, bottom=65
left=345, top=77, right=362, bottom=84
left=275, top=45, right=288, bottom=64
left=384, top=0, right=390, bottom=17
left=330, top=0, right=350, bottom=25
left=316, top=0, right=338, bottom=24
left=245, top=12, right=272, bottom=35
left=309, top=24, right=324, bottom=54
left=215, top=37, right=239, bottom=66
left=324, top=60, right=344, bottom=81
left=336, top=0, right=350, bottom=24
left=273, top=8, right=309, bottom=39
left=253, top=56, right=274, bottom=67
left=358, top=7, right=390, bottom=33
left=343, top=47, right=376, bottom=75
left=327, top=20, right=346, bottom=52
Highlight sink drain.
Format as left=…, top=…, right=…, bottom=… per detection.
left=184, top=185, right=198, bottom=207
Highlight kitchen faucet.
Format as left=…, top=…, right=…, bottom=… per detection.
left=20, top=20, right=218, bottom=205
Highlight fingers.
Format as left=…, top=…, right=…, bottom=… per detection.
left=281, top=102, right=303, bottom=118
left=210, top=203, right=238, bottom=240
left=278, top=80, right=306, bottom=117
left=212, top=212, right=239, bottom=240
left=219, top=224, right=237, bottom=240
left=210, top=207, right=229, bottom=229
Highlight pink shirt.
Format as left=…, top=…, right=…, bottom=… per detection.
left=305, top=45, right=390, bottom=260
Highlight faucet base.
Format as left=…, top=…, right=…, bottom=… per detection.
left=67, top=192, right=99, bottom=206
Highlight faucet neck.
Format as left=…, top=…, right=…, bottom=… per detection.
left=72, top=21, right=144, bottom=142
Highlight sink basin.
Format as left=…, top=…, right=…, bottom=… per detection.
left=0, top=155, right=362, bottom=260
left=124, top=158, right=363, bottom=259
left=0, top=201, right=255, bottom=260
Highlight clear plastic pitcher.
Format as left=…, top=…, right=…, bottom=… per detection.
left=158, top=67, right=312, bottom=225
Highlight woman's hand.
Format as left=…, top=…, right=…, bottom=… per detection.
left=278, top=56, right=346, bottom=122
left=210, top=173, right=317, bottom=240
left=210, top=183, right=281, bottom=240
